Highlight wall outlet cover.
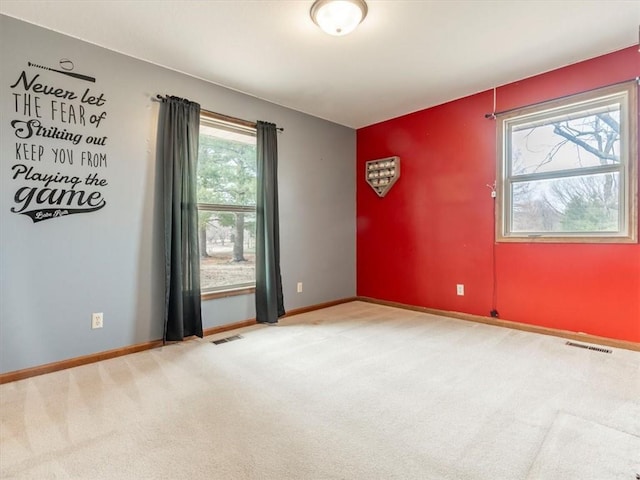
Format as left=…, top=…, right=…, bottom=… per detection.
left=92, top=312, right=103, bottom=329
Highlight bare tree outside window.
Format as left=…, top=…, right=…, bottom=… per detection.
left=497, top=82, right=637, bottom=242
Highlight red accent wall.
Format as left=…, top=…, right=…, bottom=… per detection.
left=357, top=46, right=640, bottom=343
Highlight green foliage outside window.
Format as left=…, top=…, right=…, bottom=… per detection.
left=197, top=121, right=257, bottom=290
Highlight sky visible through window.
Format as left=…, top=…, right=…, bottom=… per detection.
left=502, top=93, right=627, bottom=236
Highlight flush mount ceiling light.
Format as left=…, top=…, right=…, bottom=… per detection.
left=310, top=0, right=368, bottom=36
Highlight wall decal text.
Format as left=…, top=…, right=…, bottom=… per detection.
left=8, top=61, right=109, bottom=223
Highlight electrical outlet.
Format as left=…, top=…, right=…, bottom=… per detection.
left=92, top=312, right=103, bottom=329
left=456, top=284, right=464, bottom=296
left=297, top=282, right=303, bottom=293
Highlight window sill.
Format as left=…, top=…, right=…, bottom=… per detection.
left=201, top=286, right=256, bottom=301
left=496, top=233, right=637, bottom=244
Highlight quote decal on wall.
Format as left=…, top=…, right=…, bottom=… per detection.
left=8, top=59, right=109, bottom=223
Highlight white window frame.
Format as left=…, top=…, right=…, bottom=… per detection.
left=198, top=112, right=257, bottom=299
left=496, top=81, right=638, bottom=243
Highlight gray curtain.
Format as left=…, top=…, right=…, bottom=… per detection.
left=157, top=96, right=203, bottom=341
left=255, top=121, right=285, bottom=324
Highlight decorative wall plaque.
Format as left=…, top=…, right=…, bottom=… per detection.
left=365, top=156, right=400, bottom=197
left=8, top=59, right=109, bottom=223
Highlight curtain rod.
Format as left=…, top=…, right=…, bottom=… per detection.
left=155, top=95, right=283, bottom=131
left=484, top=76, right=639, bottom=119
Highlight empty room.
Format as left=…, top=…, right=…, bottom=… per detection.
left=1, top=1, right=639, bottom=479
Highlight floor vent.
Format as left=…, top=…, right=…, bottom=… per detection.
left=212, top=334, right=243, bottom=345
left=565, top=341, right=612, bottom=354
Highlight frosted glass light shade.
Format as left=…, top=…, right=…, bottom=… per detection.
left=310, top=0, right=368, bottom=36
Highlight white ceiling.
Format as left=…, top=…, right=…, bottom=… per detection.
left=1, top=1, right=639, bottom=129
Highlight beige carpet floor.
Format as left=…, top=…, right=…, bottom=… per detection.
left=1, top=301, right=639, bottom=479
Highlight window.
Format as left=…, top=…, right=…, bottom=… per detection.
left=197, top=112, right=257, bottom=296
left=497, top=81, right=637, bottom=243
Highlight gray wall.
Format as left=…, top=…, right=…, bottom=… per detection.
left=0, top=15, right=356, bottom=374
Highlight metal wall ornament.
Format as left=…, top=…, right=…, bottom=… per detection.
left=365, top=156, right=400, bottom=197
